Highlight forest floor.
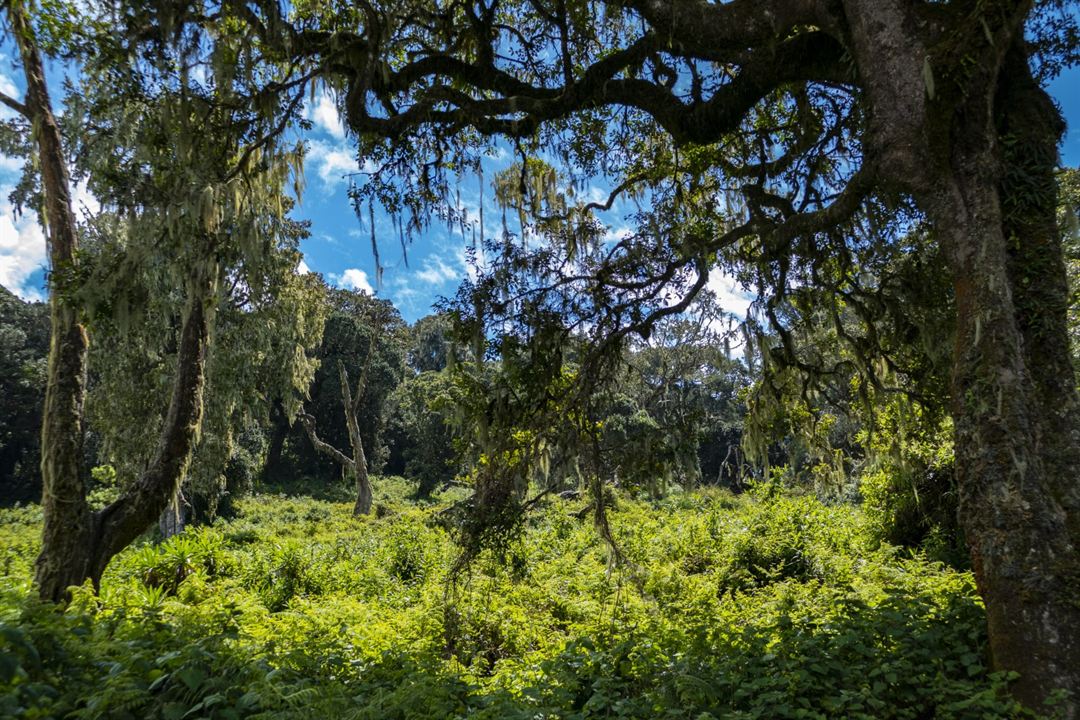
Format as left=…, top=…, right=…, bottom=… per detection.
left=0, top=479, right=1046, bottom=719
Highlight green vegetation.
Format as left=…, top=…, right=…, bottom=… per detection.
left=2, top=0, right=1079, bottom=715
left=0, top=486, right=1040, bottom=720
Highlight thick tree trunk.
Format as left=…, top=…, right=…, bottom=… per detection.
left=35, top=281, right=214, bottom=599
left=843, top=2, right=1079, bottom=709
left=924, top=66, right=1080, bottom=713
left=10, top=1, right=93, bottom=603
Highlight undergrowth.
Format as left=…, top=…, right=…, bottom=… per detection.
left=0, top=483, right=1048, bottom=719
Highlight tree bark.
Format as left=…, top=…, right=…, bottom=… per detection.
left=297, top=359, right=374, bottom=515
left=339, top=360, right=373, bottom=515
left=843, top=1, right=1079, bottom=711
left=158, top=486, right=187, bottom=540
left=921, top=54, right=1080, bottom=720
left=9, top=0, right=93, bottom=604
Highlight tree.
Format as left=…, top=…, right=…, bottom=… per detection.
left=82, top=204, right=324, bottom=527
left=384, top=369, right=461, bottom=497
left=0, top=0, right=313, bottom=600
left=295, top=288, right=406, bottom=514
left=0, top=287, right=48, bottom=505
left=407, top=313, right=453, bottom=373
left=217, top=0, right=1080, bottom=707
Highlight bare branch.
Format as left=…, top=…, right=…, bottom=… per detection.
left=0, top=89, right=28, bottom=118
left=297, top=410, right=356, bottom=470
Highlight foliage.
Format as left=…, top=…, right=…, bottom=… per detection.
left=44, top=2, right=329, bottom=521
left=384, top=370, right=462, bottom=497
left=0, top=489, right=1049, bottom=719
left=0, top=287, right=48, bottom=504
left=276, top=289, right=406, bottom=485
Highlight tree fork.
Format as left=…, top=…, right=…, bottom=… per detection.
left=87, top=281, right=215, bottom=587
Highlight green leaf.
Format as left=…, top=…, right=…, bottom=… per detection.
left=176, top=666, right=206, bottom=692
left=162, top=702, right=189, bottom=720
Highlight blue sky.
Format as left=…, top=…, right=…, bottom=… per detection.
left=2, top=52, right=1079, bottom=323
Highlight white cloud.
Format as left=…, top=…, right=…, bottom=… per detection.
left=333, top=267, right=374, bottom=295
left=707, top=267, right=755, bottom=320
left=0, top=194, right=47, bottom=300
left=297, top=258, right=311, bottom=274
left=604, top=224, right=633, bottom=244
left=0, top=70, right=17, bottom=98
left=415, top=254, right=462, bottom=285
left=0, top=155, right=23, bottom=176
left=306, top=139, right=356, bottom=189
left=72, top=179, right=100, bottom=216
left=0, top=63, right=20, bottom=122
left=0, top=178, right=100, bottom=301
left=306, top=88, right=346, bottom=140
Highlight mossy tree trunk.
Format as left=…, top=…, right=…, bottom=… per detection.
left=934, top=64, right=1080, bottom=715
left=9, top=0, right=91, bottom=603
left=7, top=1, right=216, bottom=600
left=845, top=0, right=1080, bottom=707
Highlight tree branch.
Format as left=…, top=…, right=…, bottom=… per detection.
left=0, top=89, right=29, bottom=118
left=298, top=409, right=356, bottom=470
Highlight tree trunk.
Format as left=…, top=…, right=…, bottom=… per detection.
left=339, top=361, right=372, bottom=515
left=9, top=1, right=93, bottom=603
left=158, top=486, right=187, bottom=540
left=35, top=280, right=215, bottom=599
left=842, top=2, right=1079, bottom=709
left=923, top=62, right=1080, bottom=713
left=262, top=399, right=289, bottom=483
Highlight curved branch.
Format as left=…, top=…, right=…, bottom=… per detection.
left=614, top=0, right=838, bottom=58
left=91, top=279, right=216, bottom=583
left=298, top=409, right=356, bottom=470
left=345, top=31, right=847, bottom=145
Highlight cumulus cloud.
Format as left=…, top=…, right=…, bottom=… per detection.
left=305, top=139, right=356, bottom=189
left=333, top=267, right=374, bottom=295
left=415, top=254, right=463, bottom=285
left=0, top=178, right=100, bottom=301
left=297, top=259, right=311, bottom=274
left=707, top=267, right=755, bottom=320
left=0, top=194, right=47, bottom=300
left=306, top=88, right=346, bottom=140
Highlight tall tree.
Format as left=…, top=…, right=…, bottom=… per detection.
left=295, top=289, right=407, bottom=514
left=0, top=0, right=313, bottom=600
left=220, top=0, right=1080, bottom=708
left=3, top=0, right=93, bottom=603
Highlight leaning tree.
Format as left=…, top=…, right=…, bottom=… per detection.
left=219, top=0, right=1080, bottom=708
